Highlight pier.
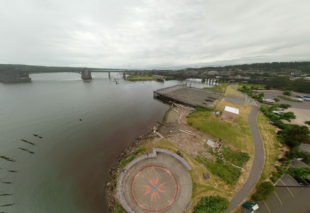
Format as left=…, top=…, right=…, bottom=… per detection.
left=153, top=85, right=223, bottom=109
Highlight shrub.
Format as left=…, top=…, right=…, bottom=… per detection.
left=279, top=104, right=291, bottom=109
left=274, top=98, right=280, bottom=102
left=286, top=150, right=310, bottom=164
left=120, top=155, right=135, bottom=167
left=286, top=167, right=310, bottom=179
left=283, top=91, right=292, bottom=96
left=284, top=125, right=310, bottom=147
left=195, top=105, right=211, bottom=112
left=136, top=147, right=147, bottom=154
left=305, top=121, right=310, bottom=126
left=194, top=196, right=229, bottom=213
left=251, top=182, right=275, bottom=202
left=270, top=176, right=279, bottom=183
left=114, top=204, right=126, bottom=213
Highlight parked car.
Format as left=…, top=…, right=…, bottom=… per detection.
left=304, top=98, right=310, bottom=101
left=295, top=95, right=304, bottom=98
left=294, top=176, right=310, bottom=186
left=303, top=95, right=310, bottom=98
left=272, top=111, right=286, bottom=115
left=304, top=178, right=310, bottom=185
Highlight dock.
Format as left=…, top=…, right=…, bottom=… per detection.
left=153, top=85, right=223, bottom=109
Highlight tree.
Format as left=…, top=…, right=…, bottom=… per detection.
left=283, top=91, right=292, bottom=96
left=274, top=98, right=280, bottom=102
left=194, top=196, right=229, bottom=213
left=259, top=92, right=264, bottom=98
left=305, top=121, right=310, bottom=126
left=284, top=125, right=310, bottom=147
left=286, top=150, right=310, bottom=164
left=280, top=112, right=296, bottom=121
left=265, top=84, right=271, bottom=90
left=286, top=167, right=310, bottom=178
left=279, top=104, right=291, bottom=109
left=251, top=182, right=275, bottom=202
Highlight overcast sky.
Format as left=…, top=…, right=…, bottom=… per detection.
left=0, top=0, right=309, bottom=69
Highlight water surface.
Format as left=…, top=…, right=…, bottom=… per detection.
left=0, top=73, right=214, bottom=212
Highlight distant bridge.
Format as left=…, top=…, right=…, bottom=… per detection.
left=0, top=68, right=127, bottom=83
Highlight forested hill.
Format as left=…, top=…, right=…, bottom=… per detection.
left=187, top=61, right=310, bottom=73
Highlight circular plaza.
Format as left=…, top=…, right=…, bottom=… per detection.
left=117, top=149, right=192, bottom=213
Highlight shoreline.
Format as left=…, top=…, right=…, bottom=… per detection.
left=104, top=130, right=160, bottom=212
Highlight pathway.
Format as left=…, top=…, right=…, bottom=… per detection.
left=224, top=86, right=265, bottom=213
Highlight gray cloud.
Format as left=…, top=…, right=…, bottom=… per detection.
left=0, top=0, right=309, bottom=69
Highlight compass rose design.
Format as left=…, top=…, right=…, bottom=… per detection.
left=140, top=176, right=168, bottom=202
left=131, top=166, right=178, bottom=211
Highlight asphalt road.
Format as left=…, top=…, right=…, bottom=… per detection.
left=224, top=88, right=265, bottom=213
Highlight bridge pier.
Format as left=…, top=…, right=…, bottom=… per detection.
left=108, top=72, right=111, bottom=79
left=123, top=72, right=126, bottom=80
left=81, top=69, right=92, bottom=80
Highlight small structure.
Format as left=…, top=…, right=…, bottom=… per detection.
left=221, top=106, right=239, bottom=123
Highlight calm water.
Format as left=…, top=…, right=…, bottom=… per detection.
left=0, top=73, right=215, bottom=213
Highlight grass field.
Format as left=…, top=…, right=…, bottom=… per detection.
left=234, top=83, right=266, bottom=90
left=203, top=83, right=231, bottom=93
left=127, top=75, right=156, bottom=81
left=187, top=99, right=253, bottom=154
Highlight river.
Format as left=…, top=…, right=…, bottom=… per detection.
left=0, top=73, right=215, bottom=213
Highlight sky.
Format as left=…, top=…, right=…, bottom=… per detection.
left=0, top=0, right=309, bottom=69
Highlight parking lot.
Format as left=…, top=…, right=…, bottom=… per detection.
left=255, top=161, right=310, bottom=213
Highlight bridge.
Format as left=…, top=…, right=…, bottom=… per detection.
left=0, top=68, right=127, bottom=83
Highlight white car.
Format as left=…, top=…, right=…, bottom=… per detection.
left=272, top=111, right=286, bottom=115
left=304, top=98, right=310, bottom=101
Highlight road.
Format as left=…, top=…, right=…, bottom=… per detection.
left=224, top=86, right=265, bottom=213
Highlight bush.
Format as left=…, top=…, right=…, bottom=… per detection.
left=283, top=91, right=292, bottom=96
left=274, top=98, right=280, bottom=102
left=270, top=176, right=279, bottom=183
left=280, top=111, right=296, bottom=121
left=286, top=167, right=310, bottom=179
left=251, top=182, right=275, bottom=202
left=284, top=125, right=310, bottom=147
left=286, top=150, right=310, bottom=164
left=194, top=196, right=229, bottom=213
left=195, top=105, right=211, bottom=112
left=305, top=121, right=310, bottom=126
left=279, top=104, right=291, bottom=109
left=136, top=147, right=147, bottom=154
left=120, top=155, right=135, bottom=167
left=114, top=204, right=126, bottom=213
left=278, top=96, right=302, bottom=102
left=200, top=158, right=242, bottom=184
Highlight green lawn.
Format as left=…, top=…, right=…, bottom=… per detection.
left=127, top=75, right=156, bottom=81
left=204, top=83, right=231, bottom=93
left=187, top=99, right=254, bottom=154
left=234, top=83, right=266, bottom=90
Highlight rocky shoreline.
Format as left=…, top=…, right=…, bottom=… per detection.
left=104, top=131, right=157, bottom=212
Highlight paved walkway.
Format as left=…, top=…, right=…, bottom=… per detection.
left=224, top=86, right=265, bottom=213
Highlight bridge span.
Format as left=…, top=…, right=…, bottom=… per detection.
left=0, top=68, right=127, bottom=83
